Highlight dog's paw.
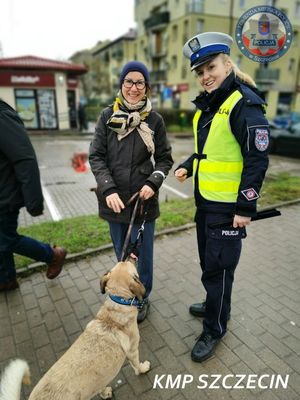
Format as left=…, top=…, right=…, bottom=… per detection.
left=138, top=360, right=151, bottom=374
left=100, top=386, right=113, bottom=399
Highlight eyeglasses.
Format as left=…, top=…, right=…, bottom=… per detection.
left=123, top=78, right=146, bottom=90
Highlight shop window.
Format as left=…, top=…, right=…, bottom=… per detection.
left=37, top=90, right=58, bottom=129
left=15, top=90, right=38, bottom=129
left=15, top=89, right=58, bottom=130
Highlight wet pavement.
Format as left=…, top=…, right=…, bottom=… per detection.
left=19, top=135, right=300, bottom=227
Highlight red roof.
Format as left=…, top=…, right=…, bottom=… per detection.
left=0, top=55, right=87, bottom=74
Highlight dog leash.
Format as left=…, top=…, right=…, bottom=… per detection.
left=120, top=192, right=147, bottom=262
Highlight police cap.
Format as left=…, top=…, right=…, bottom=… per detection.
left=183, top=32, right=233, bottom=70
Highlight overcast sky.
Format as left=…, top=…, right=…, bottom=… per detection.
left=1, top=0, right=135, bottom=60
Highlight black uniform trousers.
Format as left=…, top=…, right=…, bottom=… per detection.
left=195, top=211, right=246, bottom=339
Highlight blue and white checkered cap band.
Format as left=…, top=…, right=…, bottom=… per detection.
left=191, top=44, right=230, bottom=66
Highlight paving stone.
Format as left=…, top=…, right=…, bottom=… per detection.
left=13, top=320, right=31, bottom=344
left=3, top=203, right=299, bottom=399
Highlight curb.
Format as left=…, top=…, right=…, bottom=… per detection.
left=16, top=200, right=300, bottom=277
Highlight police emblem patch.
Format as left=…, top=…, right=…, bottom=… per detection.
left=241, top=188, right=259, bottom=201
left=255, top=128, right=269, bottom=151
left=235, top=6, right=293, bottom=63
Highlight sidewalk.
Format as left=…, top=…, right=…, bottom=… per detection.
left=0, top=204, right=299, bottom=400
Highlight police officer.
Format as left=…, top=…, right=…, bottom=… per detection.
left=175, top=32, right=269, bottom=362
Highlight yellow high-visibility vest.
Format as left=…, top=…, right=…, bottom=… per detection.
left=193, top=90, right=243, bottom=202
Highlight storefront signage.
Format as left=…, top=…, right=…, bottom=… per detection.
left=11, top=75, right=40, bottom=84
left=67, top=78, right=78, bottom=88
left=0, top=71, right=55, bottom=87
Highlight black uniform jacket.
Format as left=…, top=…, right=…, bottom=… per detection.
left=0, top=100, right=43, bottom=216
left=89, top=106, right=173, bottom=223
left=178, top=73, right=269, bottom=217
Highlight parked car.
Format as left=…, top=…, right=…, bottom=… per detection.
left=271, top=112, right=300, bottom=129
left=270, top=122, right=300, bottom=157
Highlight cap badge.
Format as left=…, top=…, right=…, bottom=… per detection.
left=188, top=38, right=201, bottom=53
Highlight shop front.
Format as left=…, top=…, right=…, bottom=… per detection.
left=0, top=56, right=87, bottom=130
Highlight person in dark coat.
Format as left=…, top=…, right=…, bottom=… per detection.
left=175, top=32, right=269, bottom=362
left=0, top=100, right=67, bottom=292
left=89, top=61, right=173, bottom=322
left=78, top=103, right=87, bottom=132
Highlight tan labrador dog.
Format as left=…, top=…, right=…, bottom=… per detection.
left=0, top=260, right=150, bottom=400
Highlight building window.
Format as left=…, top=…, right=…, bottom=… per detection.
left=288, top=58, right=295, bottom=72
left=172, top=25, right=178, bottom=41
left=277, top=92, right=292, bottom=114
left=187, top=0, right=204, bottom=13
left=236, top=54, right=243, bottom=68
left=293, top=30, right=298, bottom=45
left=195, top=19, right=204, bottom=35
left=183, top=20, right=189, bottom=43
left=171, top=55, right=178, bottom=70
left=239, top=0, right=246, bottom=8
left=265, top=0, right=277, bottom=6
left=296, top=2, right=300, bottom=17
left=182, top=65, right=187, bottom=79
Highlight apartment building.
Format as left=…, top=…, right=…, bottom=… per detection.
left=92, top=29, right=137, bottom=101
left=134, top=0, right=300, bottom=117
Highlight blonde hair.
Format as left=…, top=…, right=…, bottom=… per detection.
left=221, top=54, right=256, bottom=87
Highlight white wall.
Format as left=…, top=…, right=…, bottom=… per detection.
left=54, top=73, right=70, bottom=130
left=0, top=87, right=16, bottom=108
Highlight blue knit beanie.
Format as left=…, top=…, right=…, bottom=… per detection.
left=119, top=61, right=150, bottom=87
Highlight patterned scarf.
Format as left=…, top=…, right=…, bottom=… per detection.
left=106, top=92, right=155, bottom=154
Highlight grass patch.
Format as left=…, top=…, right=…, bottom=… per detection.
left=15, top=172, right=300, bottom=270
left=167, top=124, right=193, bottom=134
left=257, top=172, right=300, bottom=207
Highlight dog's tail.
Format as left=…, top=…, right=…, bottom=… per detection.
left=0, top=359, right=30, bottom=400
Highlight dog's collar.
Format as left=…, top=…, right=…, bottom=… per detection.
left=109, top=294, right=140, bottom=307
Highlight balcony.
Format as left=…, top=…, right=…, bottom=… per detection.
left=144, top=11, right=170, bottom=31
left=150, top=69, right=167, bottom=82
left=255, top=68, right=280, bottom=83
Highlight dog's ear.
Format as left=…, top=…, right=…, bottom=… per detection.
left=129, top=275, right=146, bottom=301
left=100, top=271, right=111, bottom=294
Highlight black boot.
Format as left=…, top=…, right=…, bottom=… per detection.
left=191, top=332, right=220, bottom=362
left=137, top=299, right=149, bottom=323
left=0, top=279, right=19, bottom=292
left=189, top=302, right=231, bottom=320
left=189, top=301, right=206, bottom=317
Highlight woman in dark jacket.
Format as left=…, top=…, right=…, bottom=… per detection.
left=89, top=61, right=173, bottom=322
left=175, top=32, right=269, bottom=362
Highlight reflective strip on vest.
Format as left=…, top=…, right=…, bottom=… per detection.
left=193, top=90, right=243, bottom=202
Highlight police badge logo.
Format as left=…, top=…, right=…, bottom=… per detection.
left=235, top=6, right=293, bottom=63
left=188, top=37, right=201, bottom=52
left=255, top=128, right=269, bottom=151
